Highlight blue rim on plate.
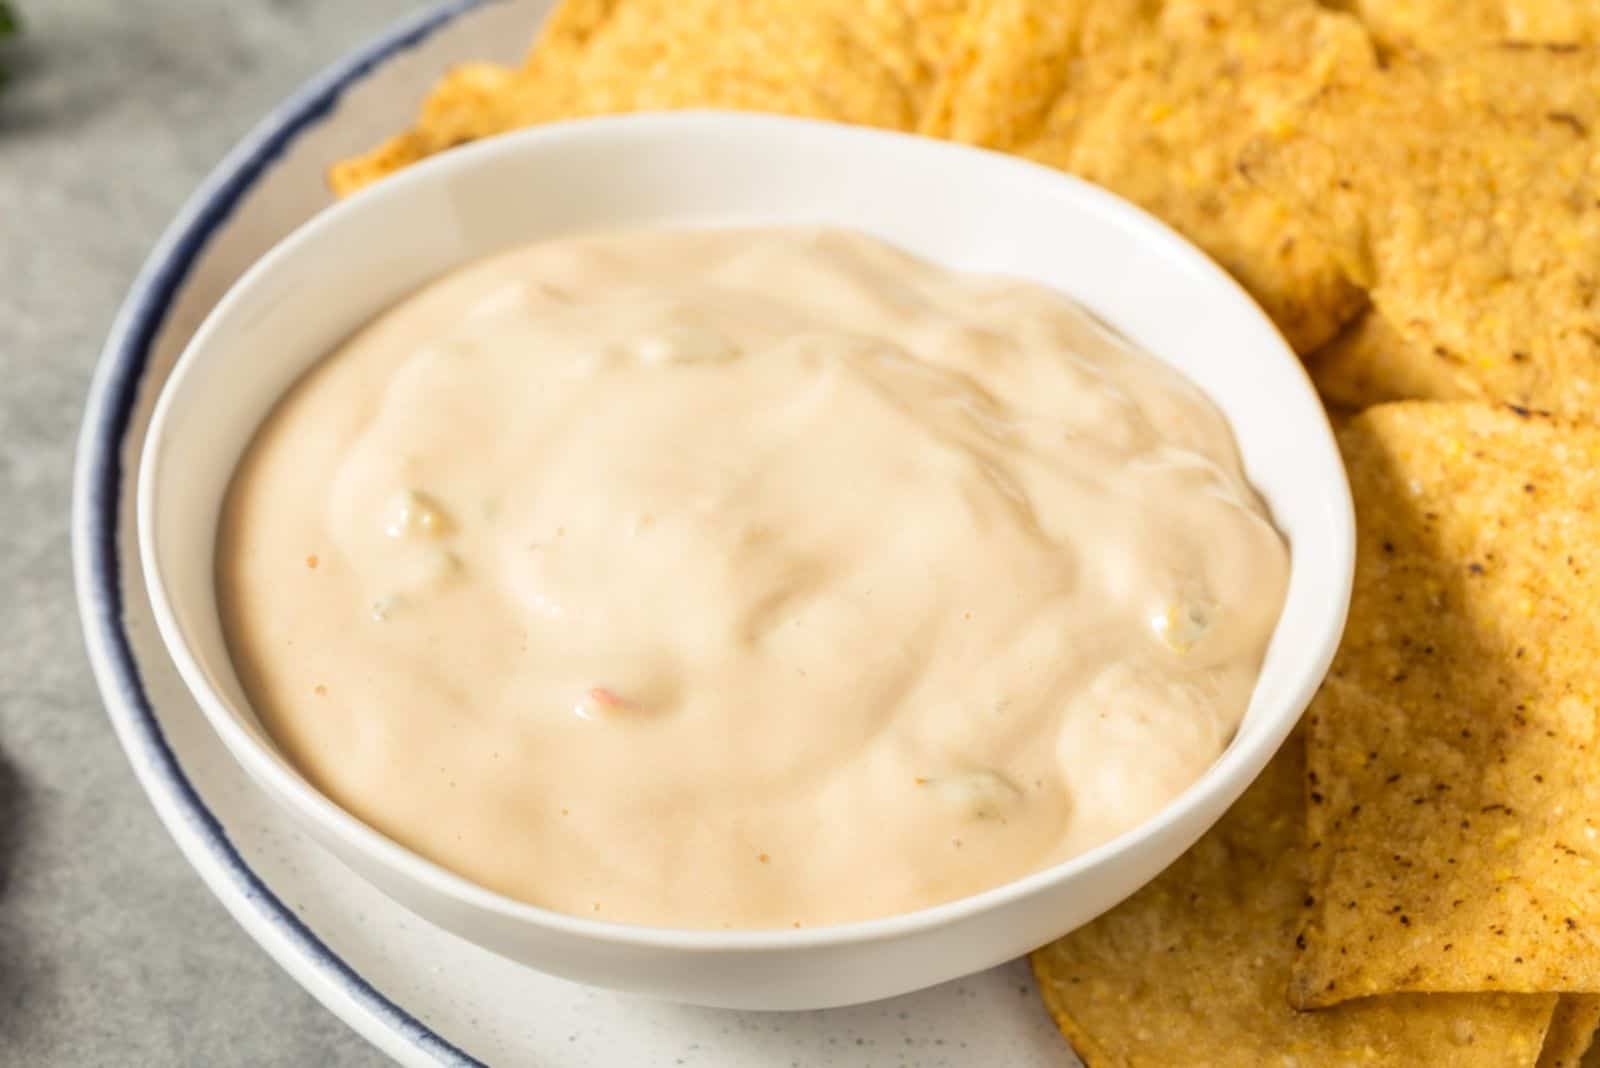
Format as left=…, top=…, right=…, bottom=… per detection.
left=70, top=2, right=495, bottom=1063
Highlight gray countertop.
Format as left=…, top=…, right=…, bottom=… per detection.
left=1, top=3, right=428, bottom=1063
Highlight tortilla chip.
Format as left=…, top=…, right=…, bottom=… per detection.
left=330, top=0, right=969, bottom=196
left=921, top=0, right=1374, bottom=353
left=1307, top=309, right=1482, bottom=410
left=1240, top=47, right=1600, bottom=416
left=1293, top=403, right=1600, bottom=1008
left=1542, top=996, right=1600, bottom=1068
left=1031, top=732, right=1557, bottom=1066
left=328, top=63, right=535, bottom=195
left=1327, top=1, right=1600, bottom=53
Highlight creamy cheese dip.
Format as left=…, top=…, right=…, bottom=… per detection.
left=218, top=227, right=1289, bottom=929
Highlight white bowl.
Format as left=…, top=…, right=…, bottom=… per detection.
left=137, top=111, right=1353, bottom=1011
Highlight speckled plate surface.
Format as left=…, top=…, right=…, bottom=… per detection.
left=69, top=1, right=1072, bottom=1063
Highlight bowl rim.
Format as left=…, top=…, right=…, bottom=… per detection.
left=137, top=109, right=1355, bottom=954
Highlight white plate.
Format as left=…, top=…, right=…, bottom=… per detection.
left=71, top=1, right=1074, bottom=1062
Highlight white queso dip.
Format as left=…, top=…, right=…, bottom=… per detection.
left=218, top=227, right=1289, bottom=929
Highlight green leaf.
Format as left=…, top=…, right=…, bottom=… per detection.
left=0, top=2, right=15, bottom=91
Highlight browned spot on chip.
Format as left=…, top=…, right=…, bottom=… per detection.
left=1031, top=732, right=1556, bottom=1064
left=1293, top=404, right=1600, bottom=1007
left=1548, top=110, right=1589, bottom=136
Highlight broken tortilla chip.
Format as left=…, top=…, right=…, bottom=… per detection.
left=1031, top=731, right=1557, bottom=1066
left=1307, top=308, right=1481, bottom=410
left=1542, top=996, right=1600, bottom=1068
left=1293, top=404, right=1600, bottom=1008
left=1326, top=1, right=1600, bottom=54
left=330, top=0, right=969, bottom=196
left=921, top=0, right=1374, bottom=353
left=1240, top=47, right=1600, bottom=416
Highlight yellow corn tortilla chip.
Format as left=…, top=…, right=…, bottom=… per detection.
left=1307, top=309, right=1482, bottom=410
left=1542, top=996, right=1600, bottom=1068
left=1293, top=403, right=1600, bottom=1008
left=1327, top=1, right=1599, bottom=53
left=1240, top=47, right=1600, bottom=416
left=327, top=63, right=533, bottom=196
left=1031, top=732, right=1557, bottom=1066
left=921, top=0, right=1374, bottom=353
left=330, top=0, right=969, bottom=196
left=1586, top=1021, right=1600, bottom=1067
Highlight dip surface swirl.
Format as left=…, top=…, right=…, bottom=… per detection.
left=218, top=227, right=1289, bottom=928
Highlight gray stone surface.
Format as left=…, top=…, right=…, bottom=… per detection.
left=0, top=3, right=426, bottom=1064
